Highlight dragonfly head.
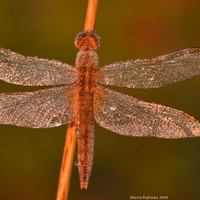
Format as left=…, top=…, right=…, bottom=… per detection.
left=75, top=30, right=100, bottom=51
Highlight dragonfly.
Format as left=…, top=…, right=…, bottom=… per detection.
left=0, top=30, right=200, bottom=189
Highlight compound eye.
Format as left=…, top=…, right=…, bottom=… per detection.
left=75, top=31, right=100, bottom=50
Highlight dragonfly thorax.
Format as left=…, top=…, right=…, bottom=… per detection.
left=76, top=50, right=98, bottom=92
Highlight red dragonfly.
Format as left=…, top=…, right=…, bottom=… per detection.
left=0, top=31, right=200, bottom=189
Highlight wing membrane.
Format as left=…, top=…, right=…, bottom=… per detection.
left=0, top=86, right=78, bottom=128
left=98, top=48, right=200, bottom=88
left=0, top=48, right=78, bottom=86
left=94, top=86, right=200, bottom=138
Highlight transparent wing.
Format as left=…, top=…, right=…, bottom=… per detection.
left=94, top=86, right=200, bottom=138
left=0, top=85, right=78, bottom=128
left=98, top=48, right=200, bottom=88
left=0, top=48, right=78, bottom=86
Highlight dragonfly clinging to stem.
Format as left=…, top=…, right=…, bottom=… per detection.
left=0, top=30, right=200, bottom=189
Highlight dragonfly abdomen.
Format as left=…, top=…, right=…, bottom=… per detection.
left=77, top=92, right=95, bottom=189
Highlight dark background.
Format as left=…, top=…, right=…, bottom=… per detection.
left=0, top=0, right=200, bottom=199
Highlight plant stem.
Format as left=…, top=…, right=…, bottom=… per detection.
left=56, top=121, right=76, bottom=200
left=84, top=0, right=99, bottom=31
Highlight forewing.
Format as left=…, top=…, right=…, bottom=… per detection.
left=94, top=86, right=200, bottom=138
left=0, top=85, right=78, bottom=128
left=0, top=48, right=78, bottom=86
left=98, top=48, right=200, bottom=88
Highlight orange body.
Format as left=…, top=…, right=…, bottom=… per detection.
left=75, top=31, right=99, bottom=189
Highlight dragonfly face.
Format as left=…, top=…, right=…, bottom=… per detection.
left=0, top=30, right=200, bottom=189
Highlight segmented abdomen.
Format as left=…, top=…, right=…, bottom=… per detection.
left=77, top=92, right=94, bottom=189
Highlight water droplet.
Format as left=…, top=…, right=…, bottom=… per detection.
left=148, top=77, right=154, bottom=81
left=74, top=128, right=79, bottom=134
left=99, top=121, right=103, bottom=126
left=74, top=161, right=81, bottom=166
left=167, top=60, right=177, bottom=63
left=50, top=121, right=61, bottom=127
left=110, top=106, right=116, bottom=111
left=49, top=115, right=61, bottom=127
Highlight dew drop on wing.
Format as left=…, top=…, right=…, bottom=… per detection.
left=49, top=115, right=61, bottom=127
left=99, top=121, right=103, bottom=126
left=110, top=106, right=116, bottom=111
left=50, top=121, right=61, bottom=127
left=148, top=76, right=154, bottom=81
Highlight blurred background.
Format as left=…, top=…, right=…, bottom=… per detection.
left=0, top=0, right=200, bottom=199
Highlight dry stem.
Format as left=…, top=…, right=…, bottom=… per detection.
left=84, top=0, right=99, bottom=31
left=56, top=121, right=77, bottom=200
